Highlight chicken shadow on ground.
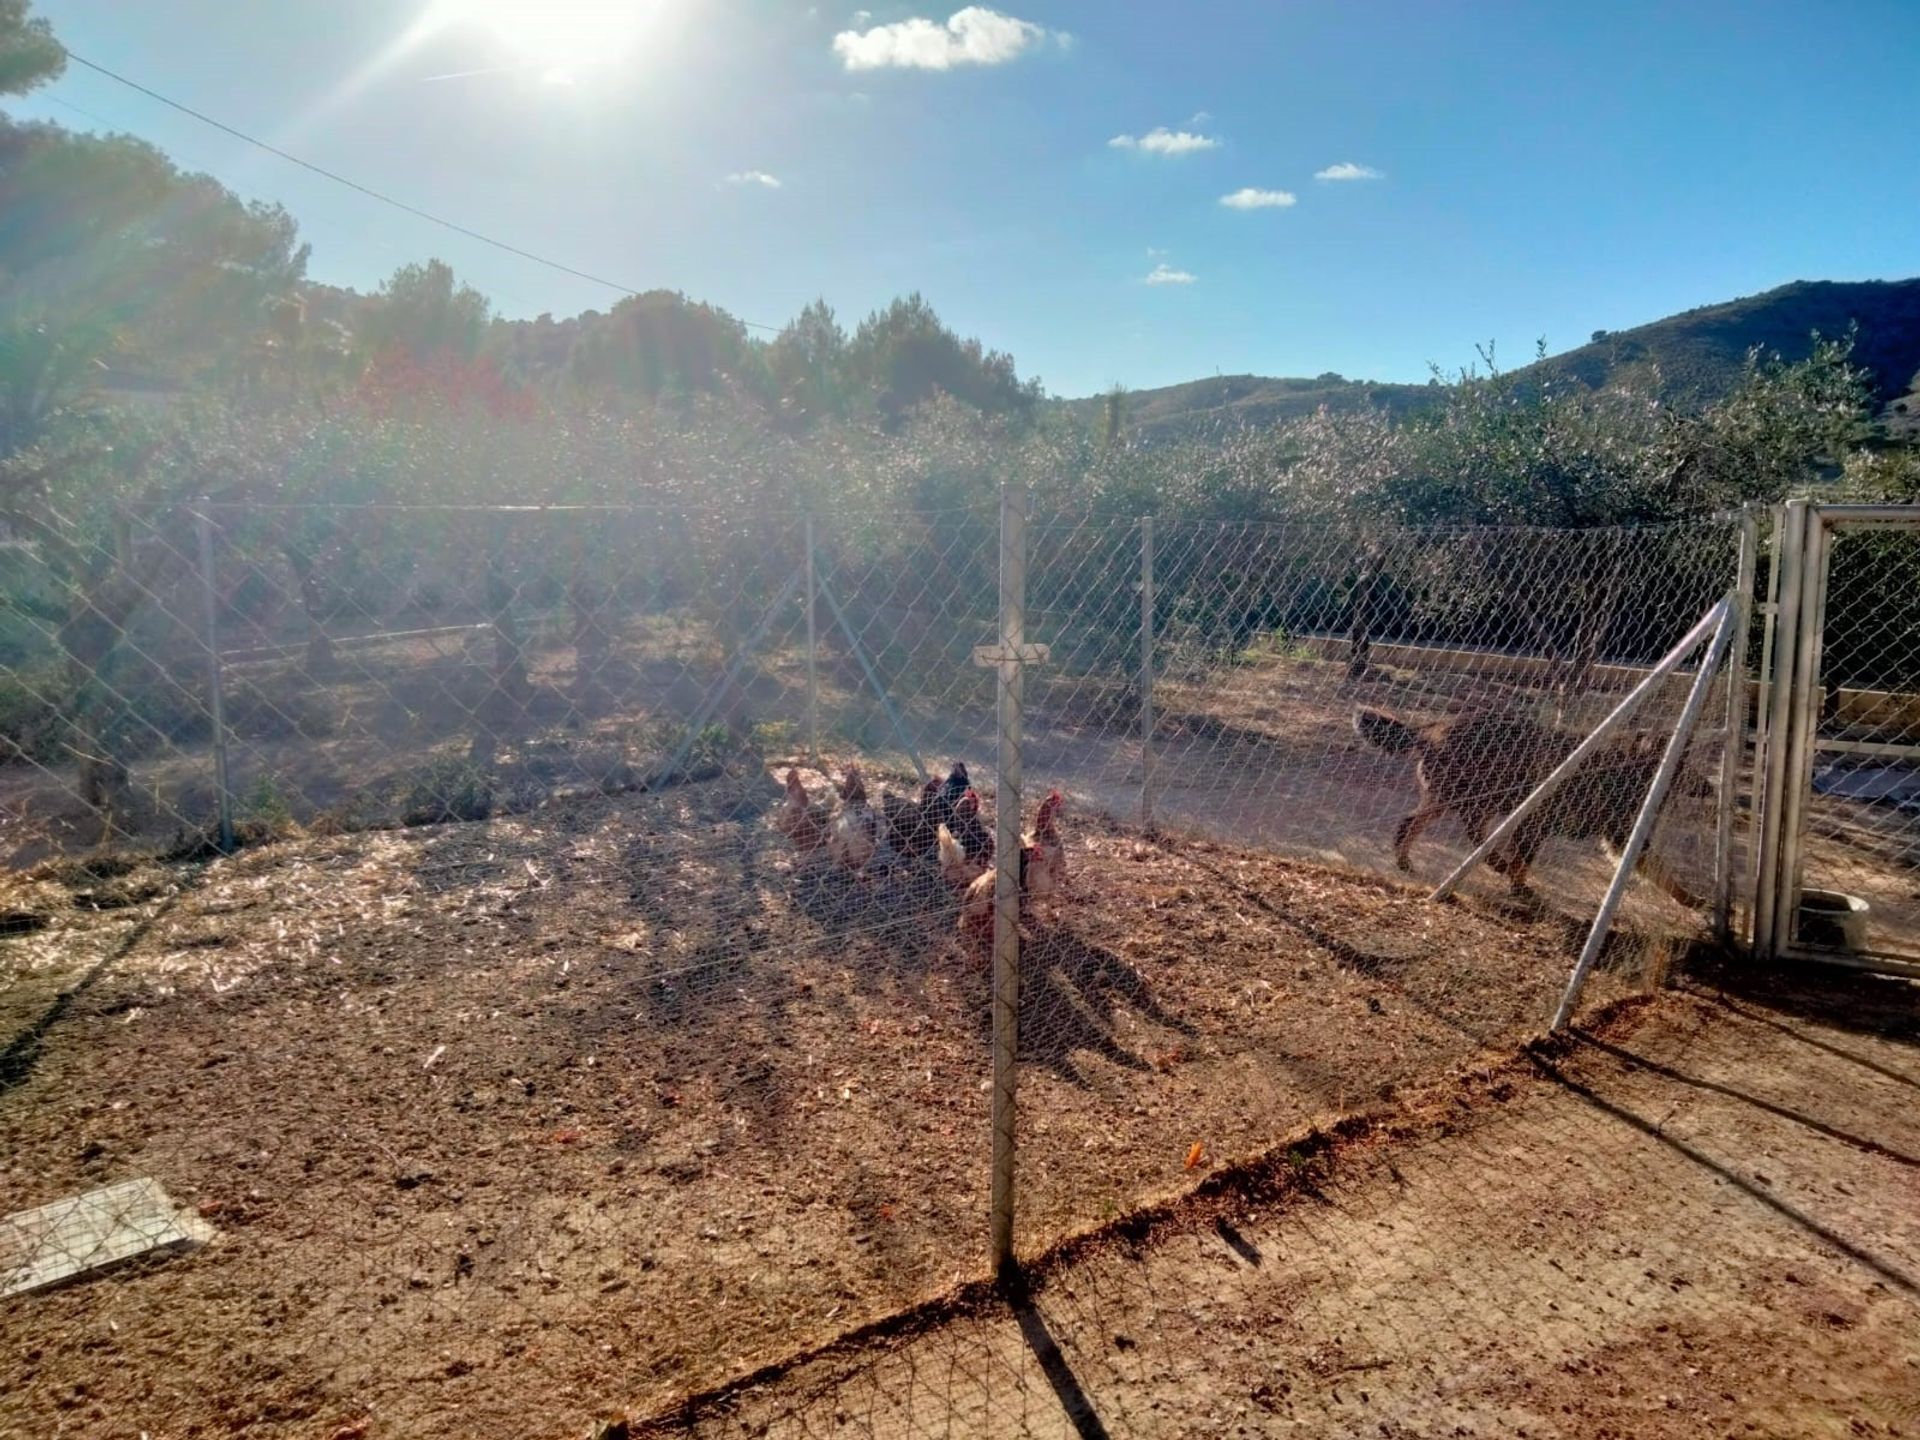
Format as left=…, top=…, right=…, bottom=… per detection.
left=786, top=856, right=948, bottom=934
left=622, top=827, right=786, bottom=1007
left=614, top=822, right=966, bottom=1066
left=998, top=926, right=1195, bottom=1086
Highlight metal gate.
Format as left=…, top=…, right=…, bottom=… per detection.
left=1751, top=500, right=1920, bottom=973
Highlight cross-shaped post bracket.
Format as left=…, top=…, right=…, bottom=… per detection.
left=971, top=642, right=1052, bottom=673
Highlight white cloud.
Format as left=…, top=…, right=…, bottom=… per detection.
left=1315, top=161, right=1384, bottom=181
left=1187, top=110, right=1212, bottom=128
left=725, top=170, right=783, bottom=188
left=832, top=7, right=1053, bottom=70
left=1219, top=187, right=1296, bottom=210
left=1109, top=126, right=1219, bottom=156
left=1145, top=245, right=1167, bottom=258
left=1143, top=263, right=1196, bottom=286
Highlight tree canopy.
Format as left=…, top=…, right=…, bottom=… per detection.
left=847, top=293, right=1041, bottom=426
left=358, top=258, right=490, bottom=364
left=563, top=289, right=751, bottom=398
left=0, top=0, right=1907, bottom=539
left=0, top=0, right=62, bottom=98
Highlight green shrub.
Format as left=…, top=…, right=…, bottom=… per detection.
left=745, top=718, right=794, bottom=756
left=241, top=772, right=295, bottom=828
left=400, top=755, right=493, bottom=825
left=0, top=665, right=71, bottom=763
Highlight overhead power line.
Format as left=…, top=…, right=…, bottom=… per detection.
left=56, top=48, right=785, bottom=334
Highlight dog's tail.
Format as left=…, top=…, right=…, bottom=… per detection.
left=1353, top=707, right=1423, bottom=755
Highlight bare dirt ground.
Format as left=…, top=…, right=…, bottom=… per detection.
left=1, top=773, right=1657, bottom=1440
left=3, top=624, right=1917, bottom=1439
left=644, top=967, right=1920, bottom=1439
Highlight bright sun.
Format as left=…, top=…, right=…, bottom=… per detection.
left=427, top=0, right=657, bottom=77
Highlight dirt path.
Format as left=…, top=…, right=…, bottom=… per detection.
left=650, top=969, right=1920, bottom=1439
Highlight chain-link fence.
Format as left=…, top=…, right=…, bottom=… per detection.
left=0, top=500, right=1785, bottom=1436
left=1784, top=507, right=1920, bottom=962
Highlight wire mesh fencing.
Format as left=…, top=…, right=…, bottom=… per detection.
left=1795, top=512, right=1920, bottom=960
left=2, top=499, right=1013, bottom=1434
left=1008, top=511, right=1748, bottom=1255
left=0, top=498, right=1771, bottom=1437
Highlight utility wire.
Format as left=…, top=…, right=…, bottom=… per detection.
left=57, top=47, right=785, bottom=334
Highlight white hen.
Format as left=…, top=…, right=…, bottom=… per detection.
left=827, top=765, right=879, bottom=875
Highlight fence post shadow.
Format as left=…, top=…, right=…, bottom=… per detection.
left=1003, top=1268, right=1114, bottom=1440
left=1530, top=1048, right=1920, bottom=1301
left=0, top=885, right=185, bottom=1095
left=1572, top=1030, right=1920, bottom=1168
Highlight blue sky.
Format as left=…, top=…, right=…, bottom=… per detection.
left=10, top=0, right=1918, bottom=396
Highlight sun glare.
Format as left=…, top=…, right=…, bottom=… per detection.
left=427, top=0, right=658, bottom=78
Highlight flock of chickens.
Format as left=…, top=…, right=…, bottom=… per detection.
left=774, top=760, right=1067, bottom=936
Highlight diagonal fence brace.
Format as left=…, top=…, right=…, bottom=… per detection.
left=1429, top=597, right=1732, bottom=903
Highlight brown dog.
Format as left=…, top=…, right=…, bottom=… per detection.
left=1354, top=707, right=1708, bottom=903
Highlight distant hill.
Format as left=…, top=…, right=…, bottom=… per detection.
left=1517, top=278, right=1920, bottom=410
left=1074, top=278, right=1920, bottom=443
left=1059, top=373, right=1439, bottom=442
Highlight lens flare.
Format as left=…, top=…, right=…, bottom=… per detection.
left=427, top=0, right=658, bottom=78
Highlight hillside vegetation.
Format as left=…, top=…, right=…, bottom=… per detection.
left=1058, top=373, right=1439, bottom=441
left=3, top=0, right=1919, bottom=819
left=1073, top=278, right=1920, bottom=443
left=1523, top=279, right=1920, bottom=409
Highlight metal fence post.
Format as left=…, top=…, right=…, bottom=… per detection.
left=1753, top=500, right=1810, bottom=959
left=804, top=514, right=820, bottom=765
left=1742, top=503, right=1787, bottom=953
left=1713, top=504, right=1760, bottom=945
left=1770, top=506, right=1830, bottom=956
left=989, top=484, right=1027, bottom=1280
left=1139, top=515, right=1156, bottom=829
left=193, top=501, right=234, bottom=851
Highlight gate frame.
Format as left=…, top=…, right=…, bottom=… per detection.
left=1750, top=500, right=1920, bottom=977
